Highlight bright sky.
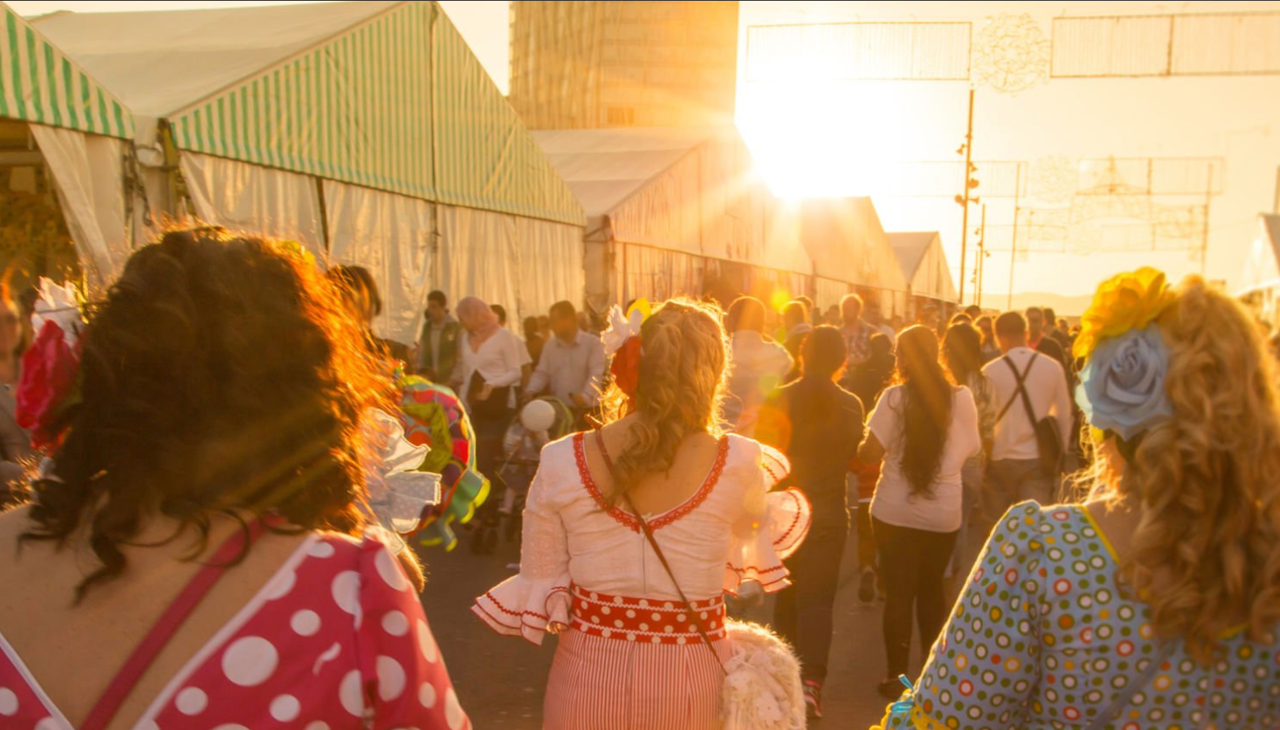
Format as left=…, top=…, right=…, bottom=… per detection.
left=11, top=0, right=1280, bottom=308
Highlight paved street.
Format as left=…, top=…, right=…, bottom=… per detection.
left=419, top=520, right=921, bottom=730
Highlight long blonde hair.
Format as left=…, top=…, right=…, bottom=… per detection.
left=600, top=298, right=727, bottom=502
left=1091, top=277, right=1280, bottom=662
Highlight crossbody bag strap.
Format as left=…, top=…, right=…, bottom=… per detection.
left=593, top=430, right=727, bottom=675
left=79, top=518, right=269, bottom=730
left=1083, top=640, right=1179, bottom=730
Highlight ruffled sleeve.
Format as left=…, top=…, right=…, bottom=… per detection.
left=472, top=441, right=572, bottom=645
left=724, top=440, right=812, bottom=594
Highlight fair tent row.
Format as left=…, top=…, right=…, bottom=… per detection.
left=533, top=126, right=917, bottom=316
left=5, top=0, right=585, bottom=344
left=3, top=0, right=926, bottom=341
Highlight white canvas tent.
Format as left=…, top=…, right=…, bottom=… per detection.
left=887, top=231, right=959, bottom=307
left=800, top=197, right=911, bottom=315
left=0, top=1, right=136, bottom=288
left=532, top=126, right=813, bottom=311
left=1238, top=213, right=1280, bottom=328
left=34, top=1, right=585, bottom=344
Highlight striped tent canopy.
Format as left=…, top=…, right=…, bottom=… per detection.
left=33, top=1, right=583, bottom=227
left=0, top=2, right=132, bottom=139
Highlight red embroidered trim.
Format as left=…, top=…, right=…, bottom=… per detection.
left=727, top=563, right=788, bottom=576
left=573, top=432, right=730, bottom=533
left=648, top=437, right=729, bottom=531
left=773, top=488, right=812, bottom=551
left=471, top=604, right=550, bottom=646
left=481, top=590, right=549, bottom=621
left=574, top=433, right=639, bottom=532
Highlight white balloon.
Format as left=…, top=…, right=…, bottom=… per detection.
left=520, top=400, right=557, bottom=433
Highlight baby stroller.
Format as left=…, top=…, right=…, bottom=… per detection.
left=470, top=396, right=576, bottom=554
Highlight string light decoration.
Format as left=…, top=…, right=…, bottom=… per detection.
left=1029, top=155, right=1077, bottom=203
left=972, top=13, right=1051, bottom=94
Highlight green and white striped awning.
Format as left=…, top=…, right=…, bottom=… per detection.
left=0, top=2, right=132, bottom=139
left=167, top=1, right=582, bottom=227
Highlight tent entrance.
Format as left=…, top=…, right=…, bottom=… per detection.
left=0, top=119, right=81, bottom=291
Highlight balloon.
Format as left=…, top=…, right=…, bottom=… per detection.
left=521, top=399, right=557, bottom=433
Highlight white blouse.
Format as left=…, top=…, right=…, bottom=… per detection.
left=458, top=328, right=531, bottom=407
left=473, top=433, right=812, bottom=645
left=867, top=385, right=981, bottom=533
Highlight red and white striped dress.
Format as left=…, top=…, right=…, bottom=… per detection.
left=473, top=432, right=811, bottom=730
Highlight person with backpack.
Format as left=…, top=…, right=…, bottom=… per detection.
left=980, top=311, right=1073, bottom=530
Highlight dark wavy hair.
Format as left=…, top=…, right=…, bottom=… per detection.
left=21, top=228, right=393, bottom=600
left=896, top=325, right=954, bottom=498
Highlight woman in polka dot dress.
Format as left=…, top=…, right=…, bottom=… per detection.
left=0, top=230, right=469, bottom=730
left=474, top=300, right=811, bottom=730
left=875, top=271, right=1280, bottom=730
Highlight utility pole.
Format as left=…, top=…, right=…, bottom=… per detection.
left=975, top=203, right=987, bottom=308
left=1200, top=164, right=1213, bottom=276
left=955, top=88, right=978, bottom=304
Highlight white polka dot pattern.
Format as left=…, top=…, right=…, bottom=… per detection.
left=221, top=636, right=278, bottom=687
left=339, top=669, right=364, bottom=717
left=332, top=571, right=361, bottom=616
left=291, top=609, right=321, bottom=636
left=382, top=610, right=409, bottom=636
left=375, top=547, right=410, bottom=592
left=0, top=533, right=468, bottom=730
left=417, top=620, right=439, bottom=663
left=419, top=682, right=438, bottom=709
left=176, top=686, right=208, bottom=715
left=377, top=655, right=406, bottom=701
left=445, top=688, right=466, bottom=730
left=270, top=694, right=300, bottom=722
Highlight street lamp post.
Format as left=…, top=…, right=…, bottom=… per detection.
left=955, top=88, right=979, bottom=304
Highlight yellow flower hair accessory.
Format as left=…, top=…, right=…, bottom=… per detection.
left=1073, top=267, right=1176, bottom=362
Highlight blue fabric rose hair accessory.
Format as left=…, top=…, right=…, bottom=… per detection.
left=1074, top=268, right=1178, bottom=449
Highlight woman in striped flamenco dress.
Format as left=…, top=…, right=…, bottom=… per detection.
left=473, top=298, right=811, bottom=730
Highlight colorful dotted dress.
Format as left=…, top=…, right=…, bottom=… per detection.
left=877, top=501, right=1280, bottom=730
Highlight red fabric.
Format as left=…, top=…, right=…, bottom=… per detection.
left=609, top=337, right=642, bottom=400
left=15, top=321, right=80, bottom=449
left=567, top=584, right=726, bottom=646
left=0, top=531, right=470, bottom=730
left=850, top=458, right=881, bottom=500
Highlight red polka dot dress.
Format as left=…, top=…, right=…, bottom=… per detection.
left=0, top=531, right=470, bottom=730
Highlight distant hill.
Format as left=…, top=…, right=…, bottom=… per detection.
left=973, top=292, right=1094, bottom=318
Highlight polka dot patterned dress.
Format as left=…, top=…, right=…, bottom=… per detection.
left=0, top=531, right=470, bottom=730
left=877, top=502, right=1280, bottom=730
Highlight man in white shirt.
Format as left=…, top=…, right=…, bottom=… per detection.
left=524, top=301, right=606, bottom=415
left=981, top=311, right=1073, bottom=526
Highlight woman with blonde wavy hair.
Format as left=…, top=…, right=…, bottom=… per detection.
left=474, top=298, right=811, bottom=730
left=874, top=269, right=1280, bottom=730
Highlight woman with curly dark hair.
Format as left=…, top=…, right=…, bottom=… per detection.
left=0, top=229, right=470, bottom=730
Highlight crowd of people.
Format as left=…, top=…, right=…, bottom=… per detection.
left=1, top=228, right=1279, bottom=730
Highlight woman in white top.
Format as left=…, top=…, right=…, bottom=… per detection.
left=857, top=325, right=980, bottom=698
left=473, top=299, right=811, bottom=730
left=457, top=296, right=531, bottom=552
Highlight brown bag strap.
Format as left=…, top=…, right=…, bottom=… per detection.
left=592, top=430, right=727, bottom=675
